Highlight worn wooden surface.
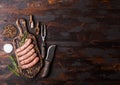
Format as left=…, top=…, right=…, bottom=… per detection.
left=0, top=0, right=120, bottom=85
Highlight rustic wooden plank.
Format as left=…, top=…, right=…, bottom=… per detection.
left=0, top=0, right=120, bottom=85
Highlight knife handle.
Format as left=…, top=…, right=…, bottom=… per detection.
left=41, top=60, right=50, bottom=78
left=41, top=42, right=46, bottom=59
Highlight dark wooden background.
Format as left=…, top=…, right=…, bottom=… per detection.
left=0, top=0, right=120, bottom=85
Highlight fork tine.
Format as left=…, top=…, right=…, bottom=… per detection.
left=43, top=24, right=46, bottom=37
left=41, top=24, right=43, bottom=37
left=41, top=24, right=46, bottom=37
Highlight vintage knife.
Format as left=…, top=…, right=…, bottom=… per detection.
left=41, top=45, right=56, bottom=78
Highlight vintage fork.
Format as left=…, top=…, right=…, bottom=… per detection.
left=41, top=24, right=47, bottom=59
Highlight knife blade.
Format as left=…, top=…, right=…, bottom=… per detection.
left=41, top=45, right=56, bottom=77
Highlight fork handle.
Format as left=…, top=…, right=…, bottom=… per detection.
left=41, top=42, right=46, bottom=59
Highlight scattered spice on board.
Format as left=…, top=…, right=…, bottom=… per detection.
left=2, top=25, right=17, bottom=38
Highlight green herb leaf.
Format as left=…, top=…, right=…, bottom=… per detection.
left=8, top=55, right=19, bottom=77
left=7, top=65, right=20, bottom=76
left=9, top=55, right=18, bottom=70
left=20, top=31, right=28, bottom=46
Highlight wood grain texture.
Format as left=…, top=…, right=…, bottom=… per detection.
left=0, top=0, right=120, bottom=85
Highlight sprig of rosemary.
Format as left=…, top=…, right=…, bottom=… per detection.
left=9, top=55, right=18, bottom=69
left=7, top=55, right=20, bottom=77
left=7, top=65, right=19, bottom=76
left=20, top=31, right=28, bottom=46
